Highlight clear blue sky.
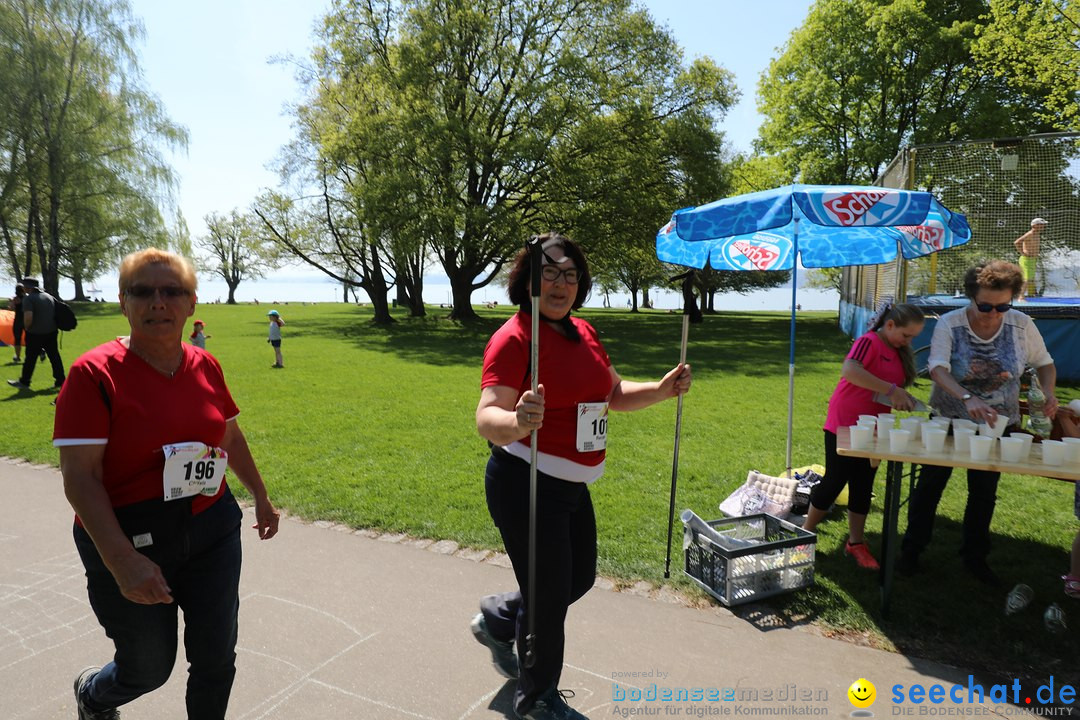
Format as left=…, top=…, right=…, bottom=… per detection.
left=128, top=0, right=814, bottom=240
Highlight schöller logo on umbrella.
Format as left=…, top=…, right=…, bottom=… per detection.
left=823, top=189, right=892, bottom=226
left=897, top=224, right=945, bottom=251
left=730, top=236, right=785, bottom=270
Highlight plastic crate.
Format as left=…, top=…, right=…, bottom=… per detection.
left=683, top=513, right=816, bottom=606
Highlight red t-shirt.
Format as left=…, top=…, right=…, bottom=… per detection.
left=823, top=330, right=906, bottom=433
left=53, top=339, right=240, bottom=517
left=482, top=312, right=613, bottom=481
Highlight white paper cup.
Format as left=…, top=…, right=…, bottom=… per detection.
left=890, top=429, right=911, bottom=453
left=928, top=417, right=951, bottom=431
left=1061, top=437, right=1080, bottom=464
left=1041, top=440, right=1066, bottom=466
left=1009, top=432, right=1033, bottom=459
left=922, top=428, right=947, bottom=454
left=969, top=435, right=993, bottom=461
left=979, top=415, right=1011, bottom=438
left=859, top=414, right=878, bottom=425
left=953, top=418, right=978, bottom=433
left=857, top=419, right=878, bottom=432
left=877, top=416, right=894, bottom=442
left=953, top=428, right=975, bottom=454
left=999, top=437, right=1025, bottom=463
left=900, top=417, right=922, bottom=441
left=850, top=425, right=873, bottom=450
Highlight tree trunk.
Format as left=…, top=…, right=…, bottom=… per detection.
left=707, top=290, right=716, bottom=313
left=25, top=181, right=40, bottom=278
left=365, top=244, right=394, bottom=324
left=628, top=284, right=639, bottom=312
left=1, top=214, right=18, bottom=279
left=642, top=287, right=652, bottom=309
left=226, top=283, right=238, bottom=304
left=396, top=282, right=409, bottom=307
left=446, top=267, right=479, bottom=321
left=72, top=274, right=89, bottom=302
left=405, top=277, right=425, bottom=317
left=365, top=281, right=393, bottom=323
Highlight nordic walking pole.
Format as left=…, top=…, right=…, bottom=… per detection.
left=523, top=235, right=543, bottom=669
left=664, top=312, right=690, bottom=578
left=663, top=270, right=699, bottom=578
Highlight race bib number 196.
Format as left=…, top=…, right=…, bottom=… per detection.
left=162, top=442, right=228, bottom=502
left=576, top=402, right=609, bottom=452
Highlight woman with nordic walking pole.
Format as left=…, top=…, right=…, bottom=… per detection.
left=473, top=232, right=692, bottom=720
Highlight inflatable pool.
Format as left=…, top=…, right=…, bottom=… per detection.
left=0, top=309, right=22, bottom=347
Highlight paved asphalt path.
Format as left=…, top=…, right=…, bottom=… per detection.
left=1, top=458, right=1066, bottom=719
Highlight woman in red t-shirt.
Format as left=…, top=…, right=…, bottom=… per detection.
left=804, top=303, right=924, bottom=571
left=54, top=248, right=279, bottom=720
left=472, top=233, right=691, bottom=720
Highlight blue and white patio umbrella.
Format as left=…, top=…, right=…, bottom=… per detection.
left=656, top=184, right=971, bottom=519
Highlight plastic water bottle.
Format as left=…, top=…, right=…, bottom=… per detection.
left=1043, top=603, right=1067, bottom=634
left=1026, top=368, right=1053, bottom=438
left=1005, top=583, right=1034, bottom=615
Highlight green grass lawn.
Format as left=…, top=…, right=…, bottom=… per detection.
left=3, top=300, right=1078, bottom=682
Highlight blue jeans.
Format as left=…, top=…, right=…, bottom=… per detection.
left=74, top=490, right=243, bottom=719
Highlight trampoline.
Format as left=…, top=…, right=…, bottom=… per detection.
left=881, top=295, right=1080, bottom=381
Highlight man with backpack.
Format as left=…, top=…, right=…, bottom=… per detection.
left=7, top=277, right=66, bottom=390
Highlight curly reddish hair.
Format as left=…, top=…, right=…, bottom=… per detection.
left=963, top=260, right=1025, bottom=300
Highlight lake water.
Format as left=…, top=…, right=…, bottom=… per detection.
left=51, top=269, right=841, bottom=312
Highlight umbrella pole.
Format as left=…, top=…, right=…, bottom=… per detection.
left=786, top=221, right=798, bottom=476
left=664, top=313, right=690, bottom=578
left=524, top=236, right=543, bottom=670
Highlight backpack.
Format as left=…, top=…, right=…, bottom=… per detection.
left=53, top=297, right=77, bottom=331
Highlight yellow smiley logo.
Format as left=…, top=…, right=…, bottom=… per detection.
left=848, top=678, right=876, bottom=709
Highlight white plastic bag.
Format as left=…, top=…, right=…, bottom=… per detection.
left=719, top=470, right=797, bottom=518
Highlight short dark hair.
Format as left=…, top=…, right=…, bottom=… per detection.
left=20, top=277, right=39, bottom=289
left=963, top=260, right=1025, bottom=300
left=506, top=232, right=592, bottom=311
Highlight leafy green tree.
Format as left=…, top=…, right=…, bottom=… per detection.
left=805, top=266, right=843, bottom=293
left=197, top=210, right=280, bottom=304
left=285, top=0, right=736, bottom=320
left=544, top=65, right=738, bottom=311
left=0, top=0, right=184, bottom=294
left=757, top=0, right=1060, bottom=185
left=973, top=0, right=1080, bottom=131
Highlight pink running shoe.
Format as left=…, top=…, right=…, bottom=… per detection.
left=845, top=541, right=880, bottom=571
left=1064, top=574, right=1080, bottom=600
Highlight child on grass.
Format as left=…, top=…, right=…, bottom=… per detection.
left=189, top=319, right=210, bottom=349
left=267, top=309, right=285, bottom=368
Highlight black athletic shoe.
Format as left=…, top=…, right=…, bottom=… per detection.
left=517, top=688, right=589, bottom=720
left=74, top=667, right=120, bottom=720
left=470, top=613, right=519, bottom=679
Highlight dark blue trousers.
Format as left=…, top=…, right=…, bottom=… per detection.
left=901, top=463, right=1000, bottom=560
left=481, top=449, right=597, bottom=715
left=74, top=490, right=243, bottom=719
